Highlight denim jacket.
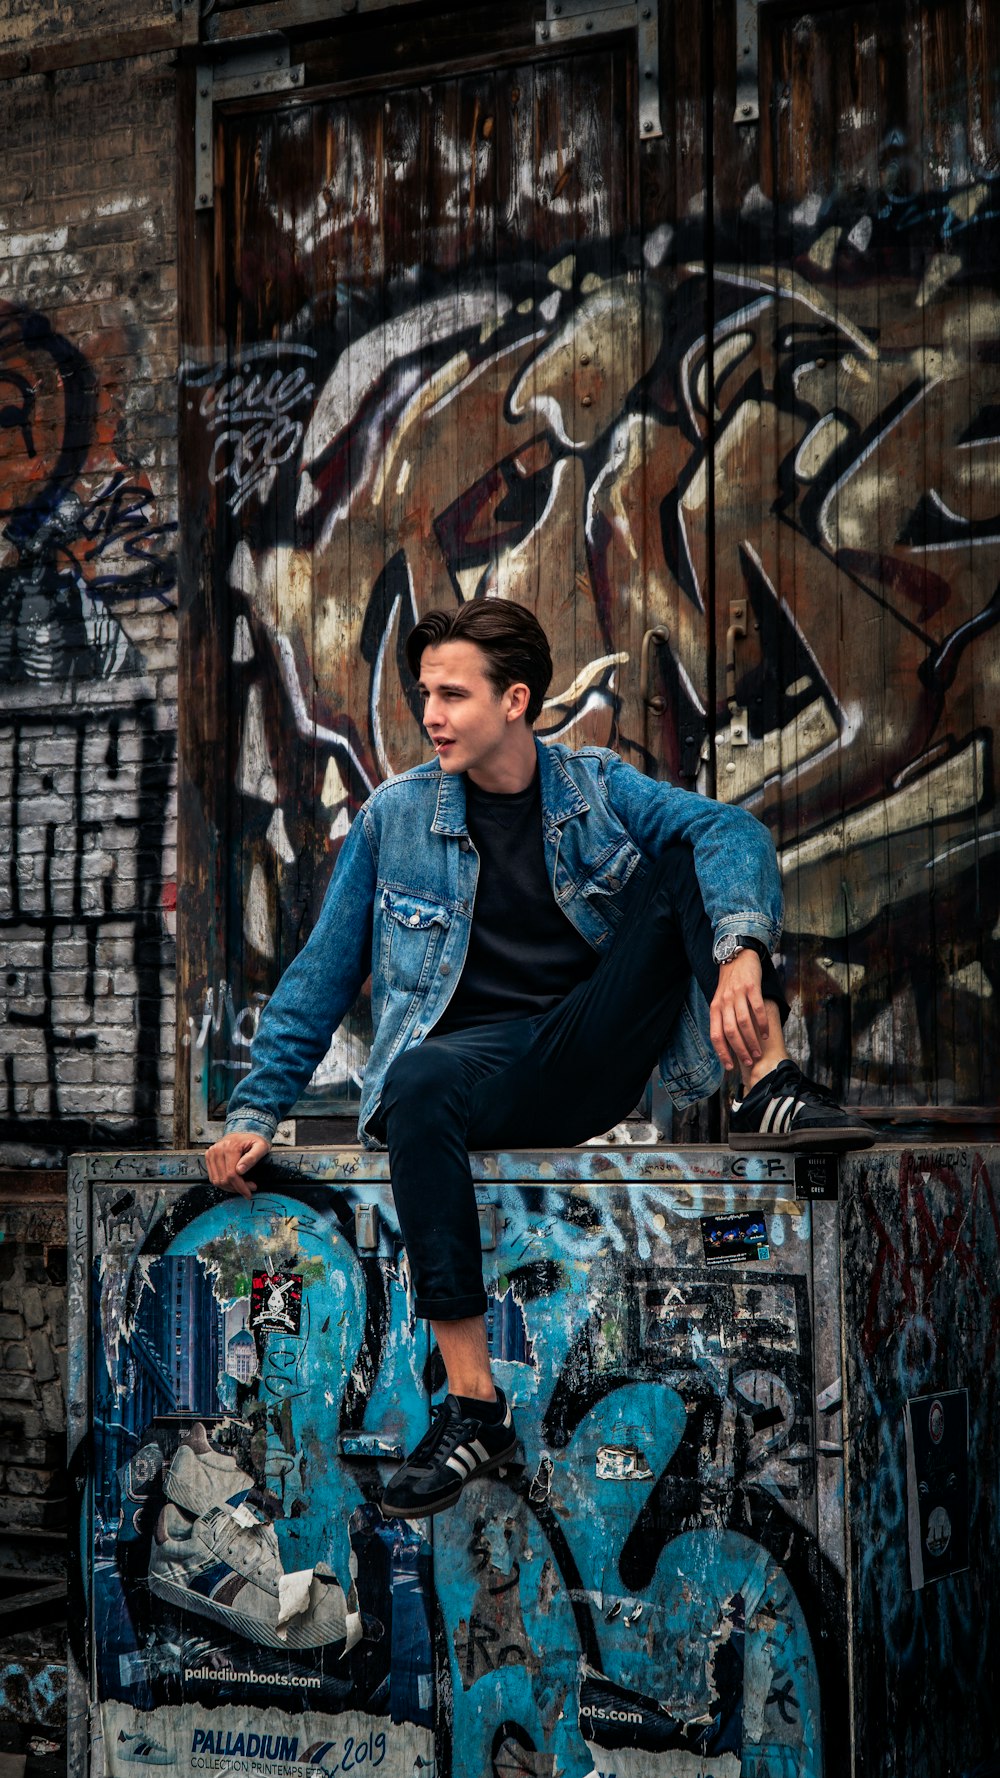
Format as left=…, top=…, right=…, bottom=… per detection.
left=224, top=739, right=783, bottom=1146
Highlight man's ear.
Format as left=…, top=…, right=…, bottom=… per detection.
left=506, top=681, right=531, bottom=721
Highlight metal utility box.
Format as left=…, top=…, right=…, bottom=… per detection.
left=68, top=1144, right=999, bottom=1777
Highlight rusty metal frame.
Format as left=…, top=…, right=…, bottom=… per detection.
left=536, top=0, right=663, bottom=139
left=194, top=44, right=305, bottom=208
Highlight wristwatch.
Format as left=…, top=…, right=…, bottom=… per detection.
left=714, top=933, right=772, bottom=966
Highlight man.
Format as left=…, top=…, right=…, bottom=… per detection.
left=208, top=599, right=872, bottom=1518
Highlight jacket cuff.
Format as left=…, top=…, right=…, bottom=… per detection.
left=224, top=1108, right=279, bottom=1141
left=712, top=913, right=781, bottom=965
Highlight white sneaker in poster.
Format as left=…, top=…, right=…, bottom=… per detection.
left=148, top=1433, right=351, bottom=1649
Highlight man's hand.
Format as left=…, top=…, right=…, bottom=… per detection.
left=710, top=949, right=771, bottom=1074
left=205, top=1132, right=272, bottom=1199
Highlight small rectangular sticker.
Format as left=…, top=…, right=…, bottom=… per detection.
left=249, top=1270, right=302, bottom=1334
left=700, top=1212, right=769, bottom=1263
left=795, top=1153, right=839, bottom=1200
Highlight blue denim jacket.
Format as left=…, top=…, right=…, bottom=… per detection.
left=224, top=740, right=783, bottom=1146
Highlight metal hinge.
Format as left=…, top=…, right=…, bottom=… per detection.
left=536, top=0, right=662, bottom=140
left=195, top=45, right=305, bottom=209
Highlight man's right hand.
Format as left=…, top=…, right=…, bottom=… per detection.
left=205, top=1132, right=272, bottom=1199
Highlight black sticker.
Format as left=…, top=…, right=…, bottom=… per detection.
left=794, top=1153, right=840, bottom=1200
left=700, top=1212, right=769, bottom=1263
left=249, top=1270, right=303, bottom=1334
left=905, top=1389, right=970, bottom=1589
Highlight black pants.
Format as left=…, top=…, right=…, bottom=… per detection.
left=375, top=844, right=787, bottom=1320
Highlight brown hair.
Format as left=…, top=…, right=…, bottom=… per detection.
left=405, top=599, right=553, bottom=725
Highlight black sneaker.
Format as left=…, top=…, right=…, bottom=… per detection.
left=380, top=1391, right=518, bottom=1519
left=729, top=1060, right=875, bottom=1151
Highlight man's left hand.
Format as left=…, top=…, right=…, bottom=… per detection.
left=710, top=950, right=770, bottom=1074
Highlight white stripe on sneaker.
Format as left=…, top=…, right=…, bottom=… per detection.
left=445, top=1454, right=469, bottom=1477
left=453, top=1443, right=479, bottom=1471
left=775, top=1095, right=797, bottom=1131
left=760, top=1098, right=781, bottom=1133
left=469, top=1439, right=489, bottom=1463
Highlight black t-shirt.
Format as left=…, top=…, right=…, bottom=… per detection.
left=434, top=769, right=598, bottom=1032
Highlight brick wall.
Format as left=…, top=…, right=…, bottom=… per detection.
left=0, top=46, right=180, bottom=1164
left=0, top=1193, right=67, bottom=1532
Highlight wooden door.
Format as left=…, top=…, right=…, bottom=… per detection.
left=179, top=1, right=714, bottom=1135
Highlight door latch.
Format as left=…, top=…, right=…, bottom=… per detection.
left=640, top=625, right=670, bottom=714
left=725, top=598, right=749, bottom=746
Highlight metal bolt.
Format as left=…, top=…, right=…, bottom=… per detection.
left=541, top=26, right=549, bottom=38
left=200, top=140, right=208, bottom=150
left=642, top=5, right=651, bottom=14
left=199, top=193, right=209, bottom=204
left=253, top=79, right=260, bottom=90
left=200, top=86, right=209, bottom=98
left=646, top=67, right=654, bottom=77
left=741, top=103, right=752, bottom=116
left=643, top=118, right=654, bottom=131
left=580, top=394, right=593, bottom=407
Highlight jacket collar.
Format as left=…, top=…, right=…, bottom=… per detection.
left=430, top=737, right=590, bottom=836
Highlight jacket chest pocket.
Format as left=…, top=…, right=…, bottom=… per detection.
left=580, top=839, right=645, bottom=923
left=380, top=889, right=452, bottom=993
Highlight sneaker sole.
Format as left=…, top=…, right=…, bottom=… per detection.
left=729, top=1126, right=876, bottom=1152
left=148, top=1569, right=346, bottom=1648
left=379, top=1437, right=521, bottom=1521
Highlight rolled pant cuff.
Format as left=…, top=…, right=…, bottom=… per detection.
left=414, top=1289, right=489, bottom=1322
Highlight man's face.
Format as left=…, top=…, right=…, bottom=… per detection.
left=417, top=639, right=527, bottom=782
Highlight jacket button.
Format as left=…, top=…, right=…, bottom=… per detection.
left=459, top=837, right=471, bottom=851
left=440, top=962, right=451, bottom=976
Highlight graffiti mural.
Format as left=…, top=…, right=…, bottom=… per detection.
left=0, top=303, right=177, bottom=1156
left=842, top=1147, right=1000, bottom=1777
left=73, top=1151, right=846, bottom=1778
left=185, top=172, right=1000, bottom=1116
left=0, top=305, right=176, bottom=683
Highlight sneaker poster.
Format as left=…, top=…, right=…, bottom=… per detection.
left=76, top=1170, right=436, bottom=1778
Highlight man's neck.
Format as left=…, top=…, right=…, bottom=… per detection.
left=466, top=732, right=538, bottom=795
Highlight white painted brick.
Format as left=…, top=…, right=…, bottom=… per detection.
left=51, top=941, right=92, bottom=969
left=48, top=969, right=90, bottom=998
left=94, top=1025, right=138, bottom=1051
left=55, top=1055, right=95, bottom=1085
left=10, top=1056, right=50, bottom=1084
left=51, top=998, right=95, bottom=1025
left=52, top=1085, right=135, bottom=1115
left=29, top=740, right=79, bottom=767
left=0, top=1029, right=45, bottom=1056
left=93, top=1057, right=136, bottom=1085
left=0, top=943, right=45, bottom=967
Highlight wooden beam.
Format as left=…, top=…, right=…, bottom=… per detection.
left=0, top=24, right=183, bottom=83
